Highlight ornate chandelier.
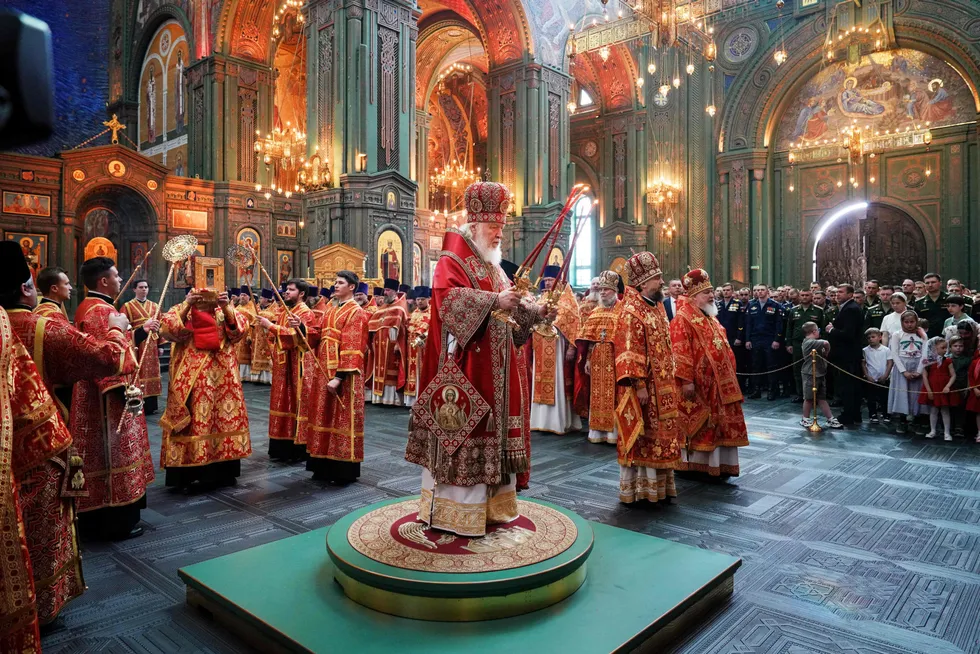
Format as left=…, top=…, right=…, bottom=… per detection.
left=254, top=124, right=306, bottom=197
left=430, top=160, right=481, bottom=193
left=298, top=147, right=331, bottom=192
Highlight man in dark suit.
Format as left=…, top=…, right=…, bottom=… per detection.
left=826, top=283, right=864, bottom=425
left=663, top=279, right=683, bottom=321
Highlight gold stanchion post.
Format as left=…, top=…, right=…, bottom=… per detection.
left=808, top=348, right=823, bottom=433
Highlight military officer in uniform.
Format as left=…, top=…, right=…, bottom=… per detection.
left=745, top=284, right=785, bottom=400
left=717, top=282, right=747, bottom=391
left=915, top=273, right=950, bottom=338
left=786, top=289, right=826, bottom=403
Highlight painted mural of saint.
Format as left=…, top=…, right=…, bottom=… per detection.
left=146, top=65, right=157, bottom=142
left=381, top=239, right=400, bottom=280
left=792, top=97, right=831, bottom=141
left=175, top=50, right=185, bottom=130
left=840, top=78, right=885, bottom=116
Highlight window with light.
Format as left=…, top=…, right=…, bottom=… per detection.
left=572, top=195, right=594, bottom=287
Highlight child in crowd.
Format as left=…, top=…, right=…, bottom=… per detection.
left=801, top=322, right=842, bottom=429
left=889, top=310, right=926, bottom=434
left=943, top=296, right=976, bottom=342
left=862, top=327, right=893, bottom=424
left=967, top=346, right=980, bottom=443
left=919, top=337, right=956, bottom=441
left=949, top=335, right=972, bottom=437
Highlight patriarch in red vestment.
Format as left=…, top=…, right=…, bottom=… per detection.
left=576, top=270, right=622, bottom=445
left=368, top=278, right=409, bottom=405
left=122, top=279, right=162, bottom=415
left=405, top=180, right=552, bottom=537
left=669, top=269, right=749, bottom=477
left=613, top=251, right=682, bottom=504
left=404, top=285, right=432, bottom=408
left=258, top=279, right=318, bottom=461
left=304, top=270, right=369, bottom=483
left=72, top=257, right=154, bottom=540
left=159, top=288, right=252, bottom=489
left=0, top=244, right=136, bottom=645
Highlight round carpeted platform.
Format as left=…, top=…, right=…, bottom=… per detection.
left=325, top=497, right=594, bottom=621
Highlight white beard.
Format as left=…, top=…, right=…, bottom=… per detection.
left=588, top=291, right=601, bottom=304
left=460, top=222, right=503, bottom=267
left=599, top=295, right=617, bottom=309
left=701, top=301, right=719, bottom=317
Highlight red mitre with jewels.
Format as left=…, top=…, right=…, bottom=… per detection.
left=682, top=269, right=713, bottom=297
left=464, top=181, right=511, bottom=225
left=625, top=251, right=662, bottom=286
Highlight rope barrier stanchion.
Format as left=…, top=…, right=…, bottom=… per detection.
left=808, top=347, right=822, bottom=433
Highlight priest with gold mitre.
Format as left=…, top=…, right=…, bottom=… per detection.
left=669, top=269, right=749, bottom=477
left=159, top=287, right=252, bottom=489
left=613, top=251, right=682, bottom=505
left=405, top=180, right=553, bottom=537
left=576, top=270, right=622, bottom=445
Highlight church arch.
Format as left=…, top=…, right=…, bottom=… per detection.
left=719, top=6, right=980, bottom=152
left=129, top=3, right=194, bottom=105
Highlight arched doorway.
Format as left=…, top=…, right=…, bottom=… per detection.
left=75, top=185, right=158, bottom=285
left=815, top=202, right=926, bottom=286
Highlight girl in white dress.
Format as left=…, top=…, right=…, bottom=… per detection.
left=888, top=310, right=926, bottom=434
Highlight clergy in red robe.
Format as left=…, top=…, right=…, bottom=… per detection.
left=160, top=289, right=252, bottom=488
left=573, top=276, right=601, bottom=417
left=34, top=265, right=72, bottom=323
left=405, top=181, right=550, bottom=537
left=576, top=271, right=621, bottom=444
left=122, top=279, right=162, bottom=415
left=231, top=289, right=254, bottom=380
left=250, top=289, right=276, bottom=384
left=613, top=252, right=682, bottom=505
left=404, top=286, right=432, bottom=408
left=258, top=279, right=318, bottom=461
left=530, top=268, right=582, bottom=434
left=368, top=278, right=409, bottom=405
left=72, top=257, right=155, bottom=539
left=0, top=308, right=74, bottom=654
left=305, top=271, right=369, bottom=483
left=0, top=244, right=136, bottom=641
left=669, top=269, right=749, bottom=477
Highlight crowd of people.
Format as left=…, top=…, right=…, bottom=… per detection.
left=707, top=275, right=980, bottom=440
left=12, top=180, right=977, bottom=649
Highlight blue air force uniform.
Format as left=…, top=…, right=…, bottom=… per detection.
left=745, top=297, right=785, bottom=397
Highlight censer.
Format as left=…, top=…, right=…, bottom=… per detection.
left=118, top=234, right=198, bottom=432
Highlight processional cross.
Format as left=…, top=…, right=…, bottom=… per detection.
left=103, top=114, right=127, bottom=144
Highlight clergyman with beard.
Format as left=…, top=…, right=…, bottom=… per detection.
left=668, top=269, right=749, bottom=478
left=405, top=180, right=554, bottom=537
left=576, top=270, right=622, bottom=445
left=612, top=251, right=681, bottom=505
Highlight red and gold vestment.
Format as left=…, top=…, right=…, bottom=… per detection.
left=7, top=306, right=134, bottom=627
left=573, top=298, right=598, bottom=416
left=234, top=298, right=258, bottom=367
left=669, top=298, right=748, bottom=475
left=305, top=298, right=369, bottom=463
left=0, top=309, right=74, bottom=654
left=71, top=294, right=154, bottom=513
left=267, top=302, right=318, bottom=446
left=33, top=298, right=69, bottom=323
left=577, top=304, right=621, bottom=432
left=123, top=298, right=163, bottom=398
left=250, top=305, right=276, bottom=375
left=613, top=288, right=681, bottom=501
left=367, top=295, right=408, bottom=397
left=159, top=304, right=252, bottom=469
left=405, top=306, right=431, bottom=397
left=405, top=231, right=534, bottom=484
